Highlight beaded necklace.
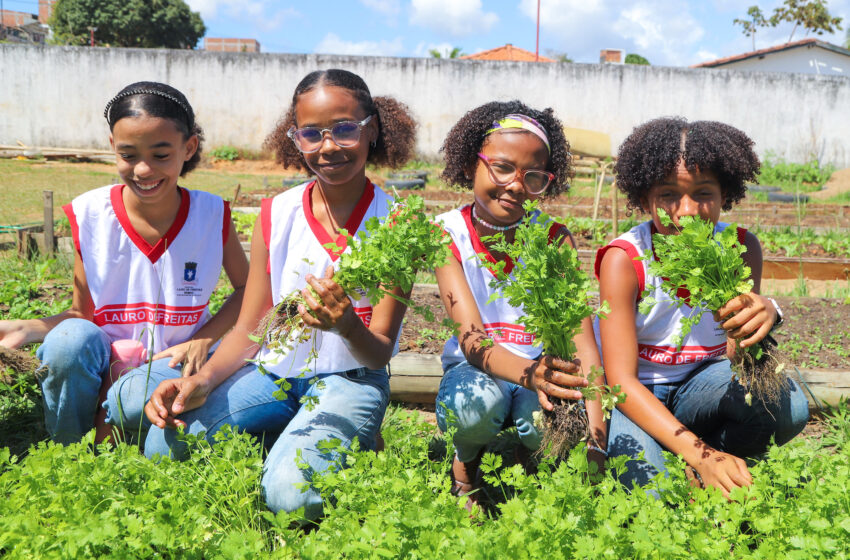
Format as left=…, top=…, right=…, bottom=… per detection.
left=471, top=204, right=523, bottom=232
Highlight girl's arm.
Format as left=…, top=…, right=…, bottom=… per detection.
left=0, top=250, right=93, bottom=348
left=435, top=255, right=587, bottom=411
left=145, top=216, right=272, bottom=428
left=299, top=268, right=407, bottom=370
left=599, top=247, right=751, bottom=497
left=716, top=231, right=778, bottom=350
left=151, top=217, right=250, bottom=375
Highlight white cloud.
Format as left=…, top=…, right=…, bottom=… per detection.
left=413, top=41, right=457, bottom=57
left=314, top=33, right=405, bottom=56
left=409, top=0, right=498, bottom=38
left=695, top=49, right=719, bottom=62
left=360, top=0, right=402, bottom=17
left=185, top=0, right=298, bottom=32
left=518, top=0, right=706, bottom=65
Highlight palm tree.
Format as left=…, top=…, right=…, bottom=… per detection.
left=429, top=46, right=465, bottom=59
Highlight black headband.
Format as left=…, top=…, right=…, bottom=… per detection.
left=103, top=88, right=193, bottom=126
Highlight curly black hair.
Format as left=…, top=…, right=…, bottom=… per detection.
left=104, top=81, right=204, bottom=176
left=264, top=69, right=417, bottom=171
left=440, top=100, right=572, bottom=197
left=614, top=117, right=760, bottom=212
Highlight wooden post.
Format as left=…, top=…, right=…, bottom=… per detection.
left=43, top=191, right=54, bottom=256
left=232, top=183, right=241, bottom=205
left=591, top=168, right=605, bottom=222
left=611, top=180, right=619, bottom=239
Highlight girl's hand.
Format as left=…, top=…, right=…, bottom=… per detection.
left=144, top=375, right=212, bottom=429
left=152, top=338, right=214, bottom=377
left=715, top=292, right=778, bottom=348
left=525, top=355, right=589, bottom=411
left=691, top=446, right=753, bottom=499
left=0, top=320, right=34, bottom=349
left=299, top=266, right=359, bottom=337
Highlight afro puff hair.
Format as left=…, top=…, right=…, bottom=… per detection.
left=614, top=117, right=760, bottom=212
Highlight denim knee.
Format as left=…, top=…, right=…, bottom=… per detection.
left=262, top=454, right=323, bottom=520
left=775, top=377, right=810, bottom=445
left=37, top=318, right=110, bottom=383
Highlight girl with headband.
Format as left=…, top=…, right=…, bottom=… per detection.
left=434, top=101, right=607, bottom=510
left=0, top=81, right=249, bottom=445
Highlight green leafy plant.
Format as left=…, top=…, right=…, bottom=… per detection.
left=482, top=201, right=623, bottom=457
left=757, top=152, right=835, bottom=193
left=231, top=210, right=257, bottom=239
left=253, top=194, right=452, bottom=386
left=639, top=210, right=785, bottom=404
left=209, top=145, right=240, bottom=162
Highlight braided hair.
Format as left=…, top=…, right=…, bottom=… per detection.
left=104, top=81, right=204, bottom=176
left=265, top=69, right=417, bottom=170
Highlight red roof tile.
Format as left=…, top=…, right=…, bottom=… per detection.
left=691, top=38, right=841, bottom=68
left=460, top=44, right=555, bottom=62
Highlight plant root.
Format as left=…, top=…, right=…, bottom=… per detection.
left=253, top=292, right=308, bottom=352
left=539, top=398, right=589, bottom=459
left=733, top=335, right=786, bottom=406
left=0, top=346, right=40, bottom=384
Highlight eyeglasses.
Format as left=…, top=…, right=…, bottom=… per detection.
left=477, top=153, right=554, bottom=195
left=287, top=115, right=374, bottom=153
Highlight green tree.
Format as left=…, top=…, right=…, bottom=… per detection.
left=544, top=49, right=573, bottom=62
left=770, top=0, right=843, bottom=42
left=845, top=27, right=850, bottom=48
left=429, top=46, right=465, bottom=58
left=624, top=53, right=650, bottom=65
left=50, top=0, right=205, bottom=49
left=734, top=6, right=770, bottom=50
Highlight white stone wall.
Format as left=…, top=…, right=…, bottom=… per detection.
left=2, top=44, right=848, bottom=166
left=712, top=46, right=849, bottom=76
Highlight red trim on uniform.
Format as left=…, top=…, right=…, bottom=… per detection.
left=110, top=185, right=191, bottom=263
left=548, top=223, right=566, bottom=243
left=483, top=321, right=535, bottom=345
left=93, top=302, right=208, bottom=327
left=303, top=180, right=376, bottom=262
left=595, top=240, right=644, bottom=301
left=637, top=341, right=727, bottom=365
left=460, top=205, right=513, bottom=276
left=222, top=201, right=231, bottom=245
left=449, top=240, right=462, bottom=263
left=261, top=197, right=273, bottom=274
left=62, top=203, right=82, bottom=255
left=736, top=226, right=747, bottom=245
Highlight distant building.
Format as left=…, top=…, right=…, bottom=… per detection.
left=1, top=10, right=47, bottom=44
left=460, top=43, right=554, bottom=62
left=692, top=38, right=849, bottom=76
left=204, top=38, right=261, bottom=53
left=38, top=0, right=56, bottom=24
left=599, top=49, right=625, bottom=64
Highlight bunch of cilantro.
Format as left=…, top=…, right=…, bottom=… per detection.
left=482, top=201, right=623, bottom=447
left=640, top=209, right=784, bottom=403
left=255, top=194, right=451, bottom=376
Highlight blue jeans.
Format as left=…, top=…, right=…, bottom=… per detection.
left=36, top=318, right=181, bottom=444
left=608, top=359, right=810, bottom=489
left=139, top=364, right=389, bottom=521
left=436, top=360, right=541, bottom=462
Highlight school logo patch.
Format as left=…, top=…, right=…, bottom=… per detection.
left=183, top=261, right=198, bottom=283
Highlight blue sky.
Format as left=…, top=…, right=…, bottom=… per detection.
left=183, top=0, right=850, bottom=65
left=4, top=0, right=849, bottom=64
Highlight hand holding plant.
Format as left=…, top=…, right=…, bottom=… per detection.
left=483, top=201, right=623, bottom=457
left=639, top=209, right=785, bottom=404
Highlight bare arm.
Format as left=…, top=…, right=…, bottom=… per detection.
left=599, top=247, right=751, bottom=497
left=0, top=250, right=92, bottom=348
left=435, top=254, right=587, bottom=411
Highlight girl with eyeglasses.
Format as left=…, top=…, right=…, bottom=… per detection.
left=434, top=101, right=607, bottom=510
left=143, top=68, right=417, bottom=522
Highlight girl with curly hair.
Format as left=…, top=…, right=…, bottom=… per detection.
left=434, top=101, right=607, bottom=509
left=597, top=117, right=809, bottom=497
left=143, top=69, right=417, bottom=522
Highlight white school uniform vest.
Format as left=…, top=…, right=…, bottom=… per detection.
left=256, top=180, right=397, bottom=378
left=593, top=220, right=747, bottom=384
left=438, top=205, right=565, bottom=370
left=64, top=185, right=227, bottom=354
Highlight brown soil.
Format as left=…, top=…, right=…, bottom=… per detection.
left=810, top=167, right=850, bottom=200
left=398, top=287, right=850, bottom=371
left=0, top=346, right=40, bottom=383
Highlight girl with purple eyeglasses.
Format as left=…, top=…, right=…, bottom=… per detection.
left=434, top=101, right=607, bottom=510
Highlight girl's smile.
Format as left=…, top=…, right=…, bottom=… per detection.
left=110, top=114, right=198, bottom=205
left=472, top=130, right=550, bottom=228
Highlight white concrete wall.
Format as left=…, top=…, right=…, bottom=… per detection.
left=716, top=46, right=849, bottom=77
left=2, top=44, right=849, bottom=167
